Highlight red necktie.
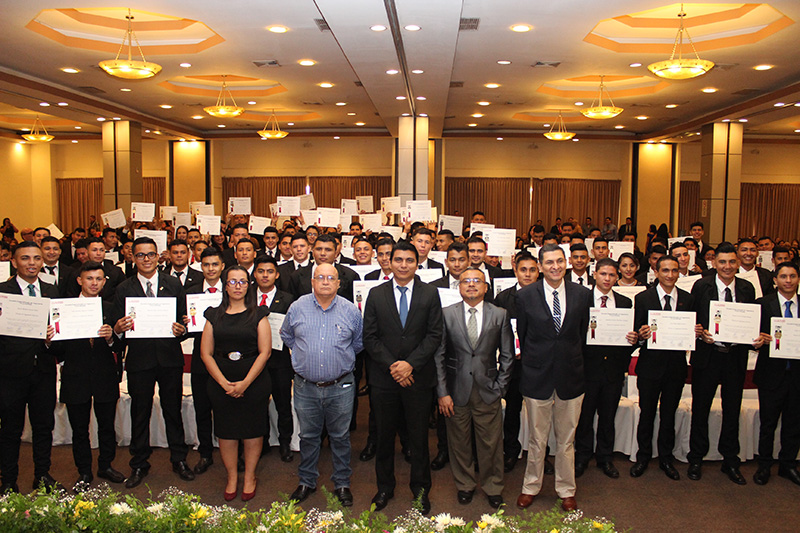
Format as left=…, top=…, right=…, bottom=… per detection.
left=260, top=294, right=267, bottom=306
left=600, top=295, right=608, bottom=308
left=208, top=287, right=217, bottom=293
left=384, top=275, right=389, bottom=280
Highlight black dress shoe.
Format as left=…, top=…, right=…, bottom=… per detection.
left=359, top=442, right=377, bottom=462
left=574, top=461, right=587, bottom=478
left=457, top=490, right=474, bottom=504
left=721, top=464, right=746, bottom=485
left=73, top=473, right=93, bottom=492
left=97, top=467, right=126, bottom=484
left=280, top=444, right=294, bottom=463
left=0, top=482, right=19, bottom=494
left=487, top=494, right=504, bottom=509
left=371, top=491, right=393, bottom=511
left=33, top=473, right=61, bottom=492
left=687, top=462, right=702, bottom=481
left=172, top=461, right=196, bottom=481
left=430, top=451, right=449, bottom=471
left=290, top=484, right=316, bottom=503
left=597, top=461, right=619, bottom=479
left=659, top=461, right=680, bottom=480
left=630, top=461, right=648, bottom=478
left=334, top=487, right=353, bottom=507
left=403, top=448, right=412, bottom=464
left=778, top=466, right=800, bottom=486
left=503, top=455, right=518, bottom=473
left=125, top=468, right=148, bottom=489
left=753, top=467, right=771, bottom=485
left=544, top=457, right=555, bottom=475
left=193, top=457, right=213, bottom=475
left=414, top=492, right=431, bottom=515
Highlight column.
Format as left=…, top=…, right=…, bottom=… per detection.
left=634, top=142, right=677, bottom=250
left=396, top=115, right=429, bottom=202
left=699, top=122, right=743, bottom=245
left=102, top=121, right=143, bottom=212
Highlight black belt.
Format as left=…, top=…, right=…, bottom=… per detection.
left=295, top=372, right=351, bottom=387
left=215, top=350, right=258, bottom=361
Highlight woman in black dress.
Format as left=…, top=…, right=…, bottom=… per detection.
left=200, top=266, right=271, bottom=501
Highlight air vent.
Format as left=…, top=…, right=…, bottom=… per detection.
left=733, top=88, right=762, bottom=96
left=531, top=61, right=561, bottom=68
left=444, top=115, right=456, bottom=119
left=253, top=59, right=280, bottom=67
left=630, top=103, right=653, bottom=107
left=714, top=63, right=738, bottom=71
left=459, top=18, right=480, bottom=31
left=354, top=81, right=363, bottom=87
left=450, top=81, right=464, bottom=88
left=314, top=18, right=330, bottom=32
left=77, top=86, right=106, bottom=94
left=301, top=101, right=324, bottom=106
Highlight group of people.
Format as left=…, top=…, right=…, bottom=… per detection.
left=0, top=210, right=798, bottom=518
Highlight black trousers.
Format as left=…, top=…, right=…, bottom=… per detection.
left=757, top=369, right=800, bottom=469
left=576, top=377, right=625, bottom=464
left=687, top=351, right=746, bottom=466
left=0, top=372, right=56, bottom=484
left=265, top=365, right=294, bottom=446
left=127, top=365, right=188, bottom=470
left=636, top=375, right=684, bottom=463
left=372, top=385, right=432, bottom=496
left=65, top=399, right=118, bottom=475
left=503, top=368, right=524, bottom=459
left=190, top=371, right=214, bottom=459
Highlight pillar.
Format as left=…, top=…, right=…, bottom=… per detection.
left=102, top=121, right=142, bottom=212
left=634, top=142, right=677, bottom=250
left=396, top=116, right=429, bottom=203
left=699, top=122, right=743, bottom=245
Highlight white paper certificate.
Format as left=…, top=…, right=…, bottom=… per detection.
left=277, top=196, right=301, bottom=217
left=46, top=223, right=64, bottom=240
left=353, top=280, right=384, bottom=317
left=160, top=206, right=178, bottom=221
left=268, top=312, right=286, bottom=351
left=484, top=228, right=516, bottom=257
left=407, top=200, right=433, bottom=222
left=196, top=215, right=221, bottom=236
left=173, top=212, right=192, bottom=228
left=612, top=286, right=646, bottom=304
left=675, top=275, right=701, bottom=293
left=736, top=270, right=763, bottom=299
left=228, top=197, right=252, bottom=215
left=131, top=202, right=155, bottom=222
left=0, top=293, right=50, bottom=339
left=770, top=317, right=800, bottom=359
left=758, top=251, right=774, bottom=271
left=186, top=293, right=222, bottom=333
left=101, top=208, right=126, bottom=229
left=195, top=204, right=215, bottom=217
left=381, top=196, right=401, bottom=215
left=125, top=297, right=177, bottom=339
left=380, top=226, right=402, bottom=241
left=359, top=213, right=382, bottom=233
left=356, top=195, right=374, bottom=213
left=438, top=288, right=462, bottom=309
left=469, top=223, right=495, bottom=236
left=248, top=215, right=272, bottom=235
left=299, top=193, right=317, bottom=211
left=705, top=301, right=760, bottom=344
left=300, top=210, right=317, bottom=229
left=341, top=199, right=359, bottom=215
left=134, top=229, right=168, bottom=255
left=316, top=208, right=341, bottom=228
left=493, top=277, right=517, bottom=298
left=417, top=269, right=443, bottom=284
left=349, top=265, right=380, bottom=280
left=647, top=310, right=697, bottom=351
left=0, top=262, right=10, bottom=281
left=587, top=307, right=634, bottom=346
left=438, top=215, right=463, bottom=235
left=50, top=297, right=103, bottom=341
left=608, top=241, right=634, bottom=260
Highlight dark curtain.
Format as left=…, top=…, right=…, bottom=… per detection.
left=530, top=178, right=621, bottom=234
left=740, top=183, right=800, bottom=242
left=679, top=181, right=700, bottom=234
left=142, top=177, right=166, bottom=208
left=307, top=176, right=392, bottom=209
left=55, top=178, right=103, bottom=234
left=222, top=177, right=307, bottom=217
left=445, top=177, right=530, bottom=236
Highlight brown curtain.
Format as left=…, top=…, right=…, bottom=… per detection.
left=445, top=178, right=530, bottom=236
left=530, top=178, right=621, bottom=234
left=222, top=177, right=307, bottom=216
left=55, top=178, right=103, bottom=233
left=307, top=176, right=392, bottom=209
left=142, top=177, right=166, bottom=208
left=679, top=181, right=700, bottom=234
left=740, top=183, right=800, bottom=242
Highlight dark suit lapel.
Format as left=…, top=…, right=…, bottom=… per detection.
left=451, top=301, right=470, bottom=347
left=383, top=283, right=404, bottom=330
left=403, top=280, right=424, bottom=326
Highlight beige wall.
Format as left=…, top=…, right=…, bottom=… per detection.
left=636, top=142, right=674, bottom=247
left=681, top=141, right=800, bottom=183
left=50, top=140, right=167, bottom=180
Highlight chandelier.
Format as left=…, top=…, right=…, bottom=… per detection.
left=99, top=9, right=162, bottom=80
left=257, top=110, right=288, bottom=139
left=581, top=76, right=623, bottom=119
left=543, top=111, right=575, bottom=141
left=204, top=76, right=244, bottom=118
left=21, top=116, right=54, bottom=142
left=647, top=4, right=714, bottom=80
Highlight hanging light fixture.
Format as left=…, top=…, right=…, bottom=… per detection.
left=647, top=4, right=714, bottom=80
left=581, top=75, right=623, bottom=119
left=257, top=110, right=288, bottom=139
left=99, top=9, right=162, bottom=80
left=21, top=116, right=54, bottom=142
left=543, top=111, right=575, bottom=141
left=204, top=76, right=244, bottom=118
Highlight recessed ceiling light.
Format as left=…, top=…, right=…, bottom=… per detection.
left=18, top=141, right=26, bottom=144
left=334, top=136, right=340, bottom=139
left=159, top=104, right=172, bottom=109
left=120, top=88, right=131, bottom=92
left=97, top=118, right=106, bottom=121
left=74, top=126, right=81, bottom=130
left=153, top=130, right=162, bottom=134
left=419, top=113, right=428, bottom=117
left=21, top=128, right=29, bottom=132
left=629, top=62, right=642, bottom=68
left=370, top=25, right=387, bottom=32
left=477, top=101, right=490, bottom=106
left=511, top=24, right=531, bottom=32
left=319, top=82, right=334, bottom=88
left=287, top=122, right=294, bottom=126
left=268, top=25, right=289, bottom=33
left=61, top=67, right=79, bottom=74
left=665, top=104, right=678, bottom=108
left=386, top=69, right=399, bottom=75
left=57, top=102, right=68, bottom=106
left=739, top=118, right=748, bottom=122
left=356, top=122, right=366, bottom=126
left=411, top=69, right=424, bottom=74
left=774, top=102, right=786, bottom=107
left=722, top=119, right=731, bottom=122
left=468, top=123, right=478, bottom=127
left=574, top=101, right=584, bottom=106
left=796, top=103, right=800, bottom=106
left=218, top=124, right=226, bottom=128
left=401, top=113, right=410, bottom=117
left=298, top=59, right=316, bottom=66
left=496, top=137, right=503, bottom=141
left=192, top=115, right=204, bottom=120
left=615, top=125, right=624, bottom=129
left=416, top=96, right=426, bottom=101
left=71, top=140, right=78, bottom=143
left=660, top=140, right=667, bottom=143
left=112, top=117, right=121, bottom=121
left=484, top=83, right=500, bottom=89
left=497, top=60, right=511, bottom=65
left=404, top=24, right=421, bottom=31
left=471, top=113, right=484, bottom=118
left=795, top=129, right=800, bottom=133
left=754, top=64, right=773, bottom=71
left=647, top=140, right=656, bottom=144
left=145, top=129, right=151, bottom=133
left=179, top=62, right=191, bottom=68
left=572, top=138, right=579, bottom=142
left=543, top=123, right=551, bottom=127
left=335, top=102, right=347, bottom=106
left=702, top=87, right=718, bottom=93
left=396, top=96, right=406, bottom=100
left=347, top=112, right=356, bottom=116
left=636, top=115, right=649, bottom=120
left=39, top=102, right=50, bottom=107
left=179, top=138, right=186, bottom=142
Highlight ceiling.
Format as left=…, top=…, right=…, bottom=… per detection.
left=1, top=1, right=800, bottom=143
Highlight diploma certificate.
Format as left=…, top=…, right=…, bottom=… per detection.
left=647, top=310, right=697, bottom=351
left=341, top=199, right=359, bottom=215
left=248, top=216, right=272, bottom=235
left=484, top=228, right=516, bottom=257
left=437, top=288, right=462, bottom=309
left=268, top=312, right=286, bottom=351
left=316, top=208, right=341, bottom=228
left=277, top=196, right=301, bottom=217
left=587, top=307, right=635, bottom=346
left=228, top=197, right=252, bottom=215
left=356, top=195, right=374, bottom=213
left=708, top=301, right=761, bottom=345
left=438, top=214, right=463, bottom=235
left=186, top=293, right=222, bottom=333
left=134, top=229, right=168, bottom=255
left=353, top=280, right=384, bottom=317
left=0, top=293, right=50, bottom=339
left=770, top=317, right=800, bottom=359
left=125, top=297, right=177, bottom=339
left=49, top=297, right=103, bottom=341
left=407, top=200, right=433, bottom=222
left=195, top=215, right=221, bottom=236
left=380, top=196, right=401, bottom=215
left=101, top=208, right=126, bottom=229
left=359, top=213, right=382, bottom=233
left=131, top=202, right=155, bottom=222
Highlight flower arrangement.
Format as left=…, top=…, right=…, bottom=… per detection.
left=0, top=486, right=617, bottom=532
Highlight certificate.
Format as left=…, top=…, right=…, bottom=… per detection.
left=407, top=200, right=433, bottom=222
left=39, top=272, right=56, bottom=285
left=708, top=301, right=761, bottom=344
left=608, top=241, right=633, bottom=260
left=46, top=223, right=64, bottom=240
left=687, top=249, right=696, bottom=271
left=340, top=214, right=353, bottom=229
left=359, top=213, right=382, bottom=233
left=125, top=297, right=177, bottom=339
left=160, top=206, right=178, bottom=221
left=769, top=317, right=800, bottom=359
left=510, top=318, right=521, bottom=357
left=0, top=262, right=10, bottom=281
left=0, top=293, right=50, bottom=339
left=438, top=214, right=463, bottom=235
left=248, top=215, right=272, bottom=235
left=380, top=226, right=402, bottom=241
left=130, top=202, right=155, bottom=222
left=134, top=229, right=168, bottom=254
left=316, top=208, right=341, bottom=228
left=612, top=285, right=646, bottom=304
left=417, top=268, right=443, bottom=283
left=269, top=203, right=279, bottom=218
left=300, top=210, right=317, bottom=229
left=469, top=223, right=494, bottom=236
left=341, top=235, right=355, bottom=249
left=277, top=196, right=301, bottom=217
left=493, top=276, right=517, bottom=298
left=668, top=237, right=684, bottom=248
left=585, top=238, right=595, bottom=259
left=736, top=270, right=763, bottom=299
left=353, top=280, right=384, bottom=316
left=195, top=204, right=215, bottom=217
left=189, top=201, right=206, bottom=216
left=268, top=312, right=286, bottom=351
left=349, top=265, right=379, bottom=280
left=173, top=212, right=192, bottom=228
left=356, top=195, right=374, bottom=213
left=559, top=243, right=572, bottom=263
left=587, top=307, right=634, bottom=346
left=186, top=293, right=222, bottom=333
left=196, top=215, right=221, bottom=236
left=380, top=196, right=401, bottom=215
left=675, top=274, right=701, bottom=293
left=341, top=199, right=359, bottom=215
left=49, top=297, right=103, bottom=341
left=437, top=288, right=462, bottom=309
left=299, top=193, right=316, bottom=211
left=758, top=251, right=774, bottom=271
left=484, top=228, right=516, bottom=257
left=428, top=250, right=447, bottom=265
left=228, top=197, right=251, bottom=215
left=105, top=251, right=119, bottom=264
left=101, top=208, right=126, bottom=229
left=647, top=310, right=697, bottom=351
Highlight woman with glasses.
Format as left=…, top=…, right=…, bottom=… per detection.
left=200, top=266, right=271, bottom=501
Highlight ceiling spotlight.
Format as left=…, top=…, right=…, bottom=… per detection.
left=722, top=119, right=731, bottom=122
left=468, top=123, right=478, bottom=127
left=497, top=137, right=503, bottom=140
left=471, top=113, right=484, bottom=118
left=753, top=64, right=773, bottom=71
left=355, top=122, right=366, bottom=126
left=574, top=102, right=584, bottom=106
left=419, top=113, right=428, bottom=117
left=497, top=60, right=512, bottom=65
left=217, top=124, right=226, bottom=128
left=636, top=115, right=649, bottom=120
left=268, top=25, right=289, bottom=33
left=416, top=96, right=426, bottom=100
left=484, top=83, right=500, bottom=89
left=615, top=125, right=624, bottom=129
left=404, top=24, right=421, bottom=31
left=152, top=130, right=161, bottom=134
left=179, top=62, right=191, bottom=68
left=401, top=113, right=410, bottom=117
left=411, top=69, right=424, bottom=74
left=39, top=102, right=50, bottom=107
left=71, top=140, right=78, bottom=143
left=572, top=138, right=579, bottom=142
left=386, top=69, right=399, bottom=75
left=97, top=118, right=106, bottom=122
left=647, top=140, right=656, bottom=144
left=795, top=129, right=800, bottom=133
left=74, top=126, right=81, bottom=130
left=61, top=67, right=79, bottom=74
left=120, top=88, right=132, bottom=92
left=159, top=104, right=173, bottom=109
left=511, top=24, right=532, bottom=32
left=347, top=112, right=356, bottom=116
left=774, top=102, right=786, bottom=107
left=543, top=123, right=551, bottom=127
left=192, top=115, right=204, bottom=119
left=370, top=25, right=387, bottom=32
left=739, top=118, right=748, bottom=122
left=298, top=59, right=316, bottom=66
left=57, top=102, right=68, bottom=107
left=629, top=62, right=642, bottom=68
left=287, top=122, right=294, bottom=126
left=702, top=87, right=718, bottom=93
left=319, top=82, right=334, bottom=88
left=247, top=101, right=257, bottom=105
left=336, top=102, right=347, bottom=106
left=334, top=136, right=341, bottom=139
left=396, top=96, right=406, bottom=100
left=665, top=104, right=678, bottom=108
left=477, top=101, right=490, bottom=106
left=112, top=117, right=121, bottom=120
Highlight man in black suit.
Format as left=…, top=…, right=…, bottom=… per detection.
left=515, top=244, right=591, bottom=513
left=112, top=237, right=193, bottom=488
left=431, top=242, right=469, bottom=291
left=752, top=262, right=800, bottom=486
left=53, top=261, right=126, bottom=489
left=60, top=227, right=86, bottom=265
left=67, top=237, right=125, bottom=301
left=363, top=241, right=443, bottom=515
left=412, top=228, right=444, bottom=275
left=687, top=243, right=756, bottom=484
left=566, top=243, right=594, bottom=288
left=364, top=238, right=395, bottom=282
left=0, top=241, right=60, bottom=493
left=635, top=244, right=667, bottom=287
left=630, top=255, right=699, bottom=481
left=289, top=234, right=356, bottom=302
left=467, top=236, right=506, bottom=282
left=40, top=236, right=76, bottom=297
left=116, top=241, right=137, bottom=278
left=737, top=238, right=775, bottom=297
left=575, top=258, right=638, bottom=480
left=277, top=233, right=312, bottom=291
left=253, top=254, right=295, bottom=462
left=689, top=221, right=708, bottom=257
left=618, top=217, right=635, bottom=241
left=163, top=239, right=202, bottom=288
left=262, top=226, right=280, bottom=259
left=102, top=227, right=121, bottom=253
left=222, top=224, right=250, bottom=268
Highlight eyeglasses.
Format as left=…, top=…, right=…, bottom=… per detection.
left=459, top=278, right=486, bottom=285
left=313, top=275, right=339, bottom=282
left=226, top=279, right=249, bottom=287
left=134, top=252, right=158, bottom=260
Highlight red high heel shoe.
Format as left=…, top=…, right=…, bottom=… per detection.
left=224, top=489, right=237, bottom=502
left=241, top=479, right=258, bottom=501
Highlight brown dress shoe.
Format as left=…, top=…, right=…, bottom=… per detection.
left=516, top=493, right=535, bottom=509
left=561, top=496, right=578, bottom=512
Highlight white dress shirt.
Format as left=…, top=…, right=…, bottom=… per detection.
left=543, top=279, right=566, bottom=319
left=393, top=279, right=415, bottom=314
left=778, top=292, right=799, bottom=318
left=257, top=286, right=277, bottom=308
left=202, top=280, right=222, bottom=293
left=16, top=275, right=41, bottom=297
left=656, top=283, right=678, bottom=310
left=570, top=270, right=590, bottom=286
left=170, top=266, right=189, bottom=285
left=593, top=288, right=616, bottom=309
left=137, top=272, right=159, bottom=297
left=463, top=300, right=484, bottom=338
left=715, top=276, right=736, bottom=302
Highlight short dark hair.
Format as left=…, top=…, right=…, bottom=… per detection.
left=690, top=221, right=704, bottom=230
left=683, top=237, right=698, bottom=247
left=570, top=232, right=585, bottom=241
left=570, top=243, right=588, bottom=253
left=168, top=239, right=189, bottom=250
left=447, top=242, right=468, bottom=256
left=279, top=232, right=293, bottom=242
left=438, top=229, right=455, bottom=240
left=538, top=243, right=565, bottom=263
left=200, top=247, right=222, bottom=261
left=413, top=227, right=435, bottom=239
left=561, top=221, right=574, bottom=230
left=85, top=236, right=104, bottom=247
left=542, top=233, right=558, bottom=242
left=715, top=243, right=737, bottom=256
left=132, top=237, right=156, bottom=253
left=774, top=261, right=800, bottom=277
left=391, top=240, right=419, bottom=262
left=595, top=258, right=618, bottom=271
left=79, top=260, right=105, bottom=274
left=102, top=227, right=117, bottom=237
left=533, top=225, right=545, bottom=234
left=515, top=251, right=537, bottom=264
left=306, top=225, right=320, bottom=234
left=466, top=236, right=487, bottom=248
left=669, top=241, right=688, bottom=253
left=353, top=235, right=372, bottom=247
left=254, top=254, right=278, bottom=270
left=188, top=228, right=202, bottom=236
left=758, top=236, right=773, bottom=244
left=738, top=237, right=758, bottom=247
left=235, top=238, right=255, bottom=251
left=72, top=227, right=86, bottom=234
left=314, top=233, right=337, bottom=247
left=650, top=244, right=667, bottom=255
left=349, top=222, right=363, bottom=230
left=232, top=223, right=249, bottom=232
left=74, top=239, right=88, bottom=251
left=33, top=226, right=50, bottom=236
left=40, top=236, right=60, bottom=246
left=263, top=226, right=279, bottom=236
left=375, top=238, right=394, bottom=250
left=592, top=237, right=608, bottom=246
left=773, top=246, right=790, bottom=258
left=290, top=232, right=309, bottom=244
left=656, top=255, right=679, bottom=270
left=472, top=211, right=485, bottom=219
left=12, top=241, right=40, bottom=256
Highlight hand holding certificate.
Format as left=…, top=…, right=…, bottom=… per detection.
left=125, top=297, right=177, bottom=338
left=49, top=297, right=103, bottom=341
left=0, top=293, right=50, bottom=339
left=186, top=293, right=222, bottom=333
left=647, top=310, right=697, bottom=351
left=770, top=317, right=800, bottom=359
left=587, top=307, right=635, bottom=346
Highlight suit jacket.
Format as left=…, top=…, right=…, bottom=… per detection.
left=222, top=247, right=236, bottom=269
left=338, top=256, right=357, bottom=266
left=52, top=300, right=123, bottom=403
left=633, top=285, right=695, bottom=381
left=419, top=258, right=445, bottom=277
left=754, top=292, right=800, bottom=390
left=566, top=268, right=595, bottom=288
left=288, top=263, right=356, bottom=302
left=584, top=291, right=636, bottom=383
left=276, top=260, right=312, bottom=292
left=262, top=289, right=294, bottom=369
left=60, top=240, right=77, bottom=264
left=67, top=261, right=125, bottom=301
left=517, top=279, right=591, bottom=400
left=112, top=272, right=187, bottom=372
left=690, top=274, right=756, bottom=370
left=365, top=269, right=392, bottom=281
left=703, top=266, right=774, bottom=297
left=363, top=276, right=443, bottom=390
left=116, top=260, right=137, bottom=278
left=44, top=263, right=77, bottom=297
left=0, top=278, right=60, bottom=377
left=161, top=266, right=202, bottom=290
left=435, top=301, right=514, bottom=406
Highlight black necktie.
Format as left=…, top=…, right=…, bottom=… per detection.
left=46, top=266, right=56, bottom=275
left=663, top=294, right=672, bottom=311
left=724, top=287, right=733, bottom=302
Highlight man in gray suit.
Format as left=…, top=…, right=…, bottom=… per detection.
left=435, top=268, right=514, bottom=509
